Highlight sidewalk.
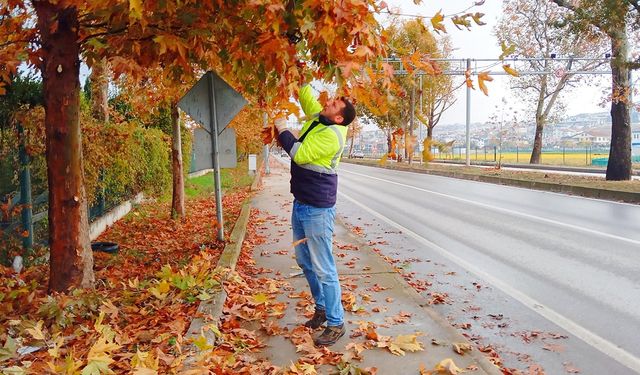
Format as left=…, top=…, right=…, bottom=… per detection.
left=231, top=158, right=500, bottom=374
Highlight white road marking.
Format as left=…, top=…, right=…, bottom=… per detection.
left=341, top=168, right=640, bottom=246
left=339, top=190, right=640, bottom=374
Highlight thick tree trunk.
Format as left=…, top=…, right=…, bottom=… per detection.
left=606, top=30, right=632, bottom=181
left=171, top=104, right=185, bottom=219
left=35, top=2, right=94, bottom=292
left=427, top=112, right=434, bottom=140
left=89, top=58, right=109, bottom=123
left=530, top=117, right=544, bottom=164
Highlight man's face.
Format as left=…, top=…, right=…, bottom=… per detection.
left=320, top=98, right=346, bottom=124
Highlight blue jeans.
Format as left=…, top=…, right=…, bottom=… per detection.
left=292, top=200, right=344, bottom=326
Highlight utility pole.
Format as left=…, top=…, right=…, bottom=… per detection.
left=465, top=58, right=471, bottom=166
left=409, top=84, right=416, bottom=164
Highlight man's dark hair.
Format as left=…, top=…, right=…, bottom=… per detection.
left=340, top=97, right=356, bottom=125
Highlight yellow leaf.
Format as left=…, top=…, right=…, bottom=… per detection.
left=192, top=335, right=212, bottom=351
left=94, top=311, right=106, bottom=333
left=503, top=64, right=520, bottom=77
left=384, top=334, right=424, bottom=356
left=131, top=349, right=159, bottom=373
left=100, top=300, right=119, bottom=320
left=83, top=336, right=121, bottom=375
left=47, top=335, right=64, bottom=359
left=204, top=323, right=221, bottom=338
left=451, top=15, right=471, bottom=30
left=251, top=293, right=269, bottom=304
left=154, top=36, right=167, bottom=55
left=499, top=41, right=516, bottom=60
left=452, top=342, right=472, bottom=355
left=478, top=71, right=493, bottom=96
left=378, top=154, right=388, bottom=165
left=430, top=11, right=447, bottom=34
left=128, top=277, right=140, bottom=289
left=288, top=361, right=317, bottom=375
left=471, top=12, right=486, bottom=26
left=26, top=320, right=46, bottom=341
left=149, top=280, right=171, bottom=300
left=158, top=280, right=170, bottom=293
left=129, top=0, right=143, bottom=20
left=434, top=358, right=463, bottom=374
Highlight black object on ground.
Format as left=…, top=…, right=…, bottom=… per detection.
left=91, top=242, right=119, bottom=254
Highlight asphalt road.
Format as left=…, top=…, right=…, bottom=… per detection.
left=336, top=162, right=640, bottom=374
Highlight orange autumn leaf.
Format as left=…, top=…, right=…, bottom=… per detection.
left=478, top=71, right=493, bottom=96
left=464, top=69, right=474, bottom=89
left=503, top=64, right=520, bottom=77
left=317, top=91, right=329, bottom=107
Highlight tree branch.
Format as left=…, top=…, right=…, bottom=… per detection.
left=551, top=0, right=606, bottom=32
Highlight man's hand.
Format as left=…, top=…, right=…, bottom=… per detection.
left=274, top=118, right=288, bottom=133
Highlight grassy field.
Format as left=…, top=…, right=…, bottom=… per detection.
left=434, top=150, right=609, bottom=167
left=184, top=159, right=256, bottom=198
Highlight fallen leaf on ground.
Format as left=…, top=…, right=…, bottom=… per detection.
left=452, top=342, right=472, bottom=355
left=377, top=333, right=424, bottom=356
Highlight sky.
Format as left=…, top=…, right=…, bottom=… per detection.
left=380, top=0, right=614, bottom=126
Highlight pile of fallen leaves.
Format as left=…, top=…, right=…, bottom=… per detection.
left=0, top=190, right=248, bottom=374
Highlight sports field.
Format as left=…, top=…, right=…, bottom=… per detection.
left=433, top=149, right=609, bottom=167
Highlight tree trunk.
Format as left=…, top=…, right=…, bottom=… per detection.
left=89, top=58, right=109, bottom=123
left=171, top=104, right=185, bottom=219
left=427, top=111, right=435, bottom=140
left=35, top=2, right=94, bottom=292
left=530, top=117, right=544, bottom=164
left=606, top=29, right=632, bottom=181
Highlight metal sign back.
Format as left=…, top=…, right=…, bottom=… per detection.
left=178, top=71, right=247, bottom=135
left=190, top=127, right=237, bottom=172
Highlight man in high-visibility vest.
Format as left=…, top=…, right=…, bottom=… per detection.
left=275, top=85, right=356, bottom=347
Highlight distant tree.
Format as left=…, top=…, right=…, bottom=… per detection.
left=346, top=117, right=363, bottom=158
left=420, top=38, right=459, bottom=140
left=551, top=0, right=640, bottom=180
left=366, top=18, right=456, bottom=162
left=496, top=0, right=608, bottom=164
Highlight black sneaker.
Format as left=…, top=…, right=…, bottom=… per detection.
left=304, top=309, right=327, bottom=329
left=313, top=324, right=345, bottom=347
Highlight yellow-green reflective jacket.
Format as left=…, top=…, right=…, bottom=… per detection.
left=278, top=85, right=348, bottom=207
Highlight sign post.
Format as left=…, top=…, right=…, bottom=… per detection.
left=207, top=73, right=224, bottom=241
left=179, top=71, right=247, bottom=241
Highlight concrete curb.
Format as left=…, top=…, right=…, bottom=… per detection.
left=344, top=160, right=640, bottom=204
left=89, top=193, right=144, bottom=241
left=183, top=161, right=262, bottom=362
left=336, top=215, right=503, bottom=375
